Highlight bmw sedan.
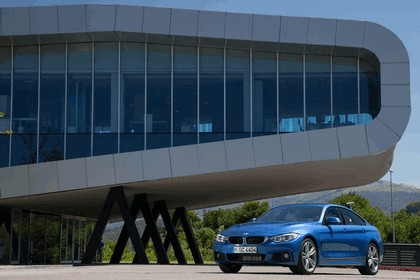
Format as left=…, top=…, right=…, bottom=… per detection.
left=214, top=203, right=383, bottom=275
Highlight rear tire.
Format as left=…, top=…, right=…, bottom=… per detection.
left=219, top=264, right=242, bottom=273
left=358, top=243, right=379, bottom=275
left=294, top=238, right=317, bottom=274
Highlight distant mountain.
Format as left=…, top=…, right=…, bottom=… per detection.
left=270, top=181, right=420, bottom=214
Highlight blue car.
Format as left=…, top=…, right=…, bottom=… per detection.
left=214, top=203, right=383, bottom=275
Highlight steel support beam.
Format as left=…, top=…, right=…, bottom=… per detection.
left=81, top=187, right=148, bottom=264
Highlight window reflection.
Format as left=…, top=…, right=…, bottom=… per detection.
left=253, top=51, right=277, bottom=136
left=305, top=55, right=331, bottom=131
left=360, top=59, right=380, bottom=124
left=226, top=49, right=250, bottom=140
left=120, top=42, right=145, bottom=152
left=199, top=47, right=224, bottom=143
left=173, top=46, right=197, bottom=146
left=0, top=47, right=11, bottom=167
left=67, top=43, right=92, bottom=159
left=147, top=44, right=171, bottom=149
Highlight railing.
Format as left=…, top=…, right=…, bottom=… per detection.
left=382, top=243, right=420, bottom=267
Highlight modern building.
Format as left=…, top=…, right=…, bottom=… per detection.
left=0, top=4, right=410, bottom=264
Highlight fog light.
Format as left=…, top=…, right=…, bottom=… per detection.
left=283, top=253, right=289, bottom=259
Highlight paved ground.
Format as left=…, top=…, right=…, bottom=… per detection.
left=0, top=265, right=418, bottom=280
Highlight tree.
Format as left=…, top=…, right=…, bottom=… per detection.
left=405, top=201, right=420, bottom=215
left=330, top=192, right=391, bottom=241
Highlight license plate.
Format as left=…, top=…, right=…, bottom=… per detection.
left=234, top=247, right=257, bottom=254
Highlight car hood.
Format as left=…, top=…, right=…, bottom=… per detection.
left=221, top=222, right=313, bottom=237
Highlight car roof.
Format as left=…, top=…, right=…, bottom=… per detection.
left=272, top=203, right=344, bottom=209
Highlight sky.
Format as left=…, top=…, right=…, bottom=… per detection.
left=1, top=0, right=419, bottom=187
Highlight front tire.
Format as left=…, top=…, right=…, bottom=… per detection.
left=293, top=238, right=317, bottom=274
left=219, top=264, right=242, bottom=273
left=358, top=243, right=379, bottom=275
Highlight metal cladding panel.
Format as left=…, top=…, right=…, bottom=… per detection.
left=58, top=5, right=87, bottom=34
left=225, top=138, right=255, bottom=170
left=375, top=35, right=409, bottom=63
left=363, top=21, right=394, bottom=53
left=381, top=84, right=411, bottom=107
left=170, top=145, right=200, bottom=177
left=197, top=141, right=228, bottom=173
left=170, top=9, right=198, bottom=37
left=337, top=125, right=369, bottom=158
left=377, top=107, right=411, bottom=138
left=280, top=16, right=308, bottom=45
left=366, top=118, right=400, bottom=155
left=142, top=7, right=171, bottom=35
left=381, top=63, right=410, bottom=85
left=197, top=10, right=226, bottom=39
left=252, top=14, right=281, bottom=43
left=281, top=132, right=311, bottom=164
left=85, top=155, right=116, bottom=188
left=0, top=165, right=30, bottom=198
left=29, top=162, right=59, bottom=195
left=57, top=158, right=88, bottom=191
left=335, top=20, right=364, bottom=48
left=225, top=12, right=253, bottom=41
left=308, top=128, right=340, bottom=161
left=307, top=18, right=337, bottom=46
left=142, top=148, right=172, bottom=180
left=29, top=6, right=58, bottom=35
left=113, top=151, right=144, bottom=184
left=1, top=7, right=30, bottom=36
left=86, top=5, right=116, bottom=32
left=115, top=5, right=143, bottom=33
left=252, top=135, right=283, bottom=167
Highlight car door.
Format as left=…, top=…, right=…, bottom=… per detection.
left=337, top=207, right=367, bottom=264
left=318, top=207, right=348, bottom=264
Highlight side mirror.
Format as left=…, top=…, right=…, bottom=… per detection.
left=326, top=216, right=342, bottom=225
left=249, top=218, right=257, bottom=223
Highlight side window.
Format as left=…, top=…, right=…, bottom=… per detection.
left=339, top=208, right=366, bottom=226
left=324, top=207, right=342, bottom=224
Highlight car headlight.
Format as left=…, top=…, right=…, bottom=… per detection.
left=215, top=234, right=228, bottom=243
left=269, top=233, right=300, bottom=243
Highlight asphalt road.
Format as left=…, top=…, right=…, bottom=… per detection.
left=0, top=265, right=418, bottom=280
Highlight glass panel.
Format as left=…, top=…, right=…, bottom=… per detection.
left=45, top=214, right=60, bottom=264
left=29, top=212, right=46, bottom=264
left=121, top=42, right=145, bottom=152
left=10, top=209, right=21, bottom=263
left=20, top=210, right=31, bottom=264
left=0, top=212, right=10, bottom=264
left=0, top=47, right=11, bottom=167
left=199, top=47, right=224, bottom=143
left=253, top=51, right=277, bottom=136
left=279, top=53, right=304, bottom=133
left=39, top=44, right=65, bottom=162
left=147, top=44, right=171, bottom=149
left=173, top=46, right=197, bottom=146
left=12, top=46, right=38, bottom=165
left=226, top=49, right=250, bottom=140
left=333, top=57, right=358, bottom=127
left=93, top=42, right=118, bottom=156
left=360, top=59, right=380, bottom=123
left=67, top=43, right=92, bottom=159
left=305, top=55, right=331, bottom=130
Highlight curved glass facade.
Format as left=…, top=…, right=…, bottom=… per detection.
left=0, top=42, right=380, bottom=167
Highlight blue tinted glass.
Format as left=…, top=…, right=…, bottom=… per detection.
left=120, top=42, right=145, bottom=152
left=199, top=47, right=224, bottom=143
left=360, top=59, right=380, bottom=123
left=279, top=53, right=303, bottom=133
left=226, top=49, right=250, bottom=140
left=173, top=46, right=197, bottom=146
left=0, top=47, right=11, bottom=167
left=147, top=44, right=171, bottom=149
left=306, top=55, right=331, bottom=131
left=39, top=44, right=65, bottom=162
left=253, top=51, right=277, bottom=136
left=93, top=42, right=118, bottom=156
left=12, top=46, right=38, bottom=165
left=67, top=43, right=92, bottom=159
left=333, top=57, right=358, bottom=127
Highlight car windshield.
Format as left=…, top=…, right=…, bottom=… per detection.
left=257, top=205, right=323, bottom=223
